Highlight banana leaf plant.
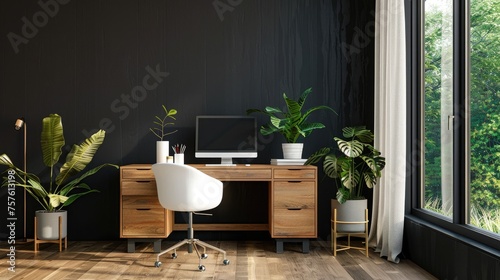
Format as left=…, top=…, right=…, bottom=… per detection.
left=0, top=114, right=118, bottom=212
left=246, top=87, right=336, bottom=143
left=306, top=126, right=386, bottom=203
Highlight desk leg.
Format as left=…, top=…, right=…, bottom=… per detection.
left=127, top=238, right=163, bottom=253
left=275, top=238, right=310, bottom=254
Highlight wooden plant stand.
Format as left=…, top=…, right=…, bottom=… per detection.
left=34, top=216, right=67, bottom=252
left=331, top=208, right=369, bottom=257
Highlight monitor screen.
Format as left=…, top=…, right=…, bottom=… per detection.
left=195, top=115, right=257, bottom=165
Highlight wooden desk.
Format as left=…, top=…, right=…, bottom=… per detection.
left=119, top=164, right=317, bottom=253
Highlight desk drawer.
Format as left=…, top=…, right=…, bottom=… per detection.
left=121, top=168, right=154, bottom=179
left=121, top=180, right=157, bottom=196
left=200, top=169, right=272, bottom=180
left=122, top=208, right=165, bottom=236
left=273, top=181, right=315, bottom=209
left=273, top=168, right=315, bottom=179
left=272, top=208, right=315, bottom=236
left=122, top=195, right=162, bottom=209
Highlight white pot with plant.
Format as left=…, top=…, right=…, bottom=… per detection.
left=247, top=87, right=336, bottom=159
left=306, top=126, right=385, bottom=232
left=149, top=105, right=178, bottom=163
left=0, top=114, right=118, bottom=242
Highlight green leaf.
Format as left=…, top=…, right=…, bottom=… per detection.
left=340, top=166, right=360, bottom=190
left=56, top=130, right=106, bottom=186
left=59, top=163, right=118, bottom=195
left=305, top=147, right=330, bottom=165
left=323, top=154, right=340, bottom=178
left=41, top=114, right=65, bottom=168
left=335, top=138, right=364, bottom=158
left=336, top=188, right=350, bottom=204
left=62, top=189, right=100, bottom=207
left=48, top=193, right=68, bottom=208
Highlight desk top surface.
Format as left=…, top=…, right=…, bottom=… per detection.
left=122, top=163, right=316, bottom=169
left=121, top=163, right=316, bottom=181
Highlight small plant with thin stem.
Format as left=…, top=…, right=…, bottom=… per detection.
left=150, top=105, right=178, bottom=140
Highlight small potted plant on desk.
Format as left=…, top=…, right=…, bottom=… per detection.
left=247, top=87, right=336, bottom=159
left=150, top=104, right=178, bottom=163
left=306, top=126, right=385, bottom=231
left=0, top=114, right=118, bottom=251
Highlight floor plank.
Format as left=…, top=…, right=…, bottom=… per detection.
left=0, top=239, right=437, bottom=280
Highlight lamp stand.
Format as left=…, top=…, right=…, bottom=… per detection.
left=23, top=122, right=26, bottom=242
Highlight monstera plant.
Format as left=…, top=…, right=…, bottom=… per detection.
left=306, top=126, right=385, bottom=203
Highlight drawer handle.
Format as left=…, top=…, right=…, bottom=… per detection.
left=287, top=181, right=302, bottom=183
left=287, top=207, right=302, bottom=211
left=136, top=181, right=152, bottom=183
left=136, top=168, right=151, bottom=171
left=136, top=208, right=151, bottom=211
left=287, top=168, right=302, bottom=171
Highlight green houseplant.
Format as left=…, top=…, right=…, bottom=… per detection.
left=149, top=105, right=178, bottom=163
left=0, top=114, right=118, bottom=241
left=149, top=104, right=178, bottom=141
left=247, top=87, right=336, bottom=159
left=306, top=126, right=386, bottom=203
left=307, top=126, right=385, bottom=234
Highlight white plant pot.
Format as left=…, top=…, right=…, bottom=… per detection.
left=35, top=210, right=67, bottom=240
left=331, top=199, right=367, bottom=233
left=156, top=141, right=169, bottom=163
left=282, top=143, right=303, bottom=159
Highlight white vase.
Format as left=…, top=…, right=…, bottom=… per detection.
left=282, top=143, right=304, bottom=159
left=156, top=141, right=169, bottom=163
left=35, top=210, right=67, bottom=240
left=331, top=199, right=367, bottom=232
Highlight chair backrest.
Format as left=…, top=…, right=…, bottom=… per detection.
left=152, top=163, right=223, bottom=212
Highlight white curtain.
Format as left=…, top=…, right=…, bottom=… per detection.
left=368, top=0, right=407, bottom=263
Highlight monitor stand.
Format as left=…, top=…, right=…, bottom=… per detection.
left=205, top=157, right=236, bottom=166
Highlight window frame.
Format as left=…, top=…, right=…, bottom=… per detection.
left=408, top=0, right=500, bottom=251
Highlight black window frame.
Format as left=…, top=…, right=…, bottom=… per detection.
left=407, top=0, right=500, bottom=252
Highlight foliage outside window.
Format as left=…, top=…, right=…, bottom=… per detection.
left=423, top=0, right=500, bottom=234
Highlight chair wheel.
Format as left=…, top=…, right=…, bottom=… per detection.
left=198, top=265, right=206, bottom=271
left=201, top=253, right=208, bottom=259
left=154, top=261, right=162, bottom=267
left=171, top=253, right=177, bottom=259
left=223, top=259, right=230, bottom=265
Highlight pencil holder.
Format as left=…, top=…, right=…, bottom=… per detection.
left=174, top=153, right=184, bottom=165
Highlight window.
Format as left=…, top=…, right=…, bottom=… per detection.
left=419, top=0, right=500, bottom=242
left=422, top=0, right=454, bottom=219
left=468, top=0, right=500, bottom=234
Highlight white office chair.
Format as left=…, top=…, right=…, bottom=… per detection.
left=152, top=163, right=230, bottom=271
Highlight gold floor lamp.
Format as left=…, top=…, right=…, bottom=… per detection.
left=14, top=117, right=27, bottom=242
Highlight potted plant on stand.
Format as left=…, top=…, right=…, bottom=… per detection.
left=306, top=126, right=385, bottom=232
left=149, top=104, right=178, bottom=163
left=247, top=87, right=336, bottom=159
left=0, top=114, right=118, bottom=251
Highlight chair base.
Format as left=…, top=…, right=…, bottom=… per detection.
left=155, top=238, right=230, bottom=271
left=154, top=212, right=229, bottom=271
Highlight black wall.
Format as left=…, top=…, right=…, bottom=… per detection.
left=0, top=0, right=375, bottom=241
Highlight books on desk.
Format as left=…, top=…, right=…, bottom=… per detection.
left=270, top=159, right=307, bottom=165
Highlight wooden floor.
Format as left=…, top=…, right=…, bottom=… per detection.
left=1, top=239, right=436, bottom=280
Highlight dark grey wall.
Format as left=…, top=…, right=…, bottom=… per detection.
left=404, top=217, right=500, bottom=279
left=0, top=0, right=375, bottom=241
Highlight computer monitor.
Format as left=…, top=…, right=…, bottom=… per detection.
left=195, top=115, right=258, bottom=166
